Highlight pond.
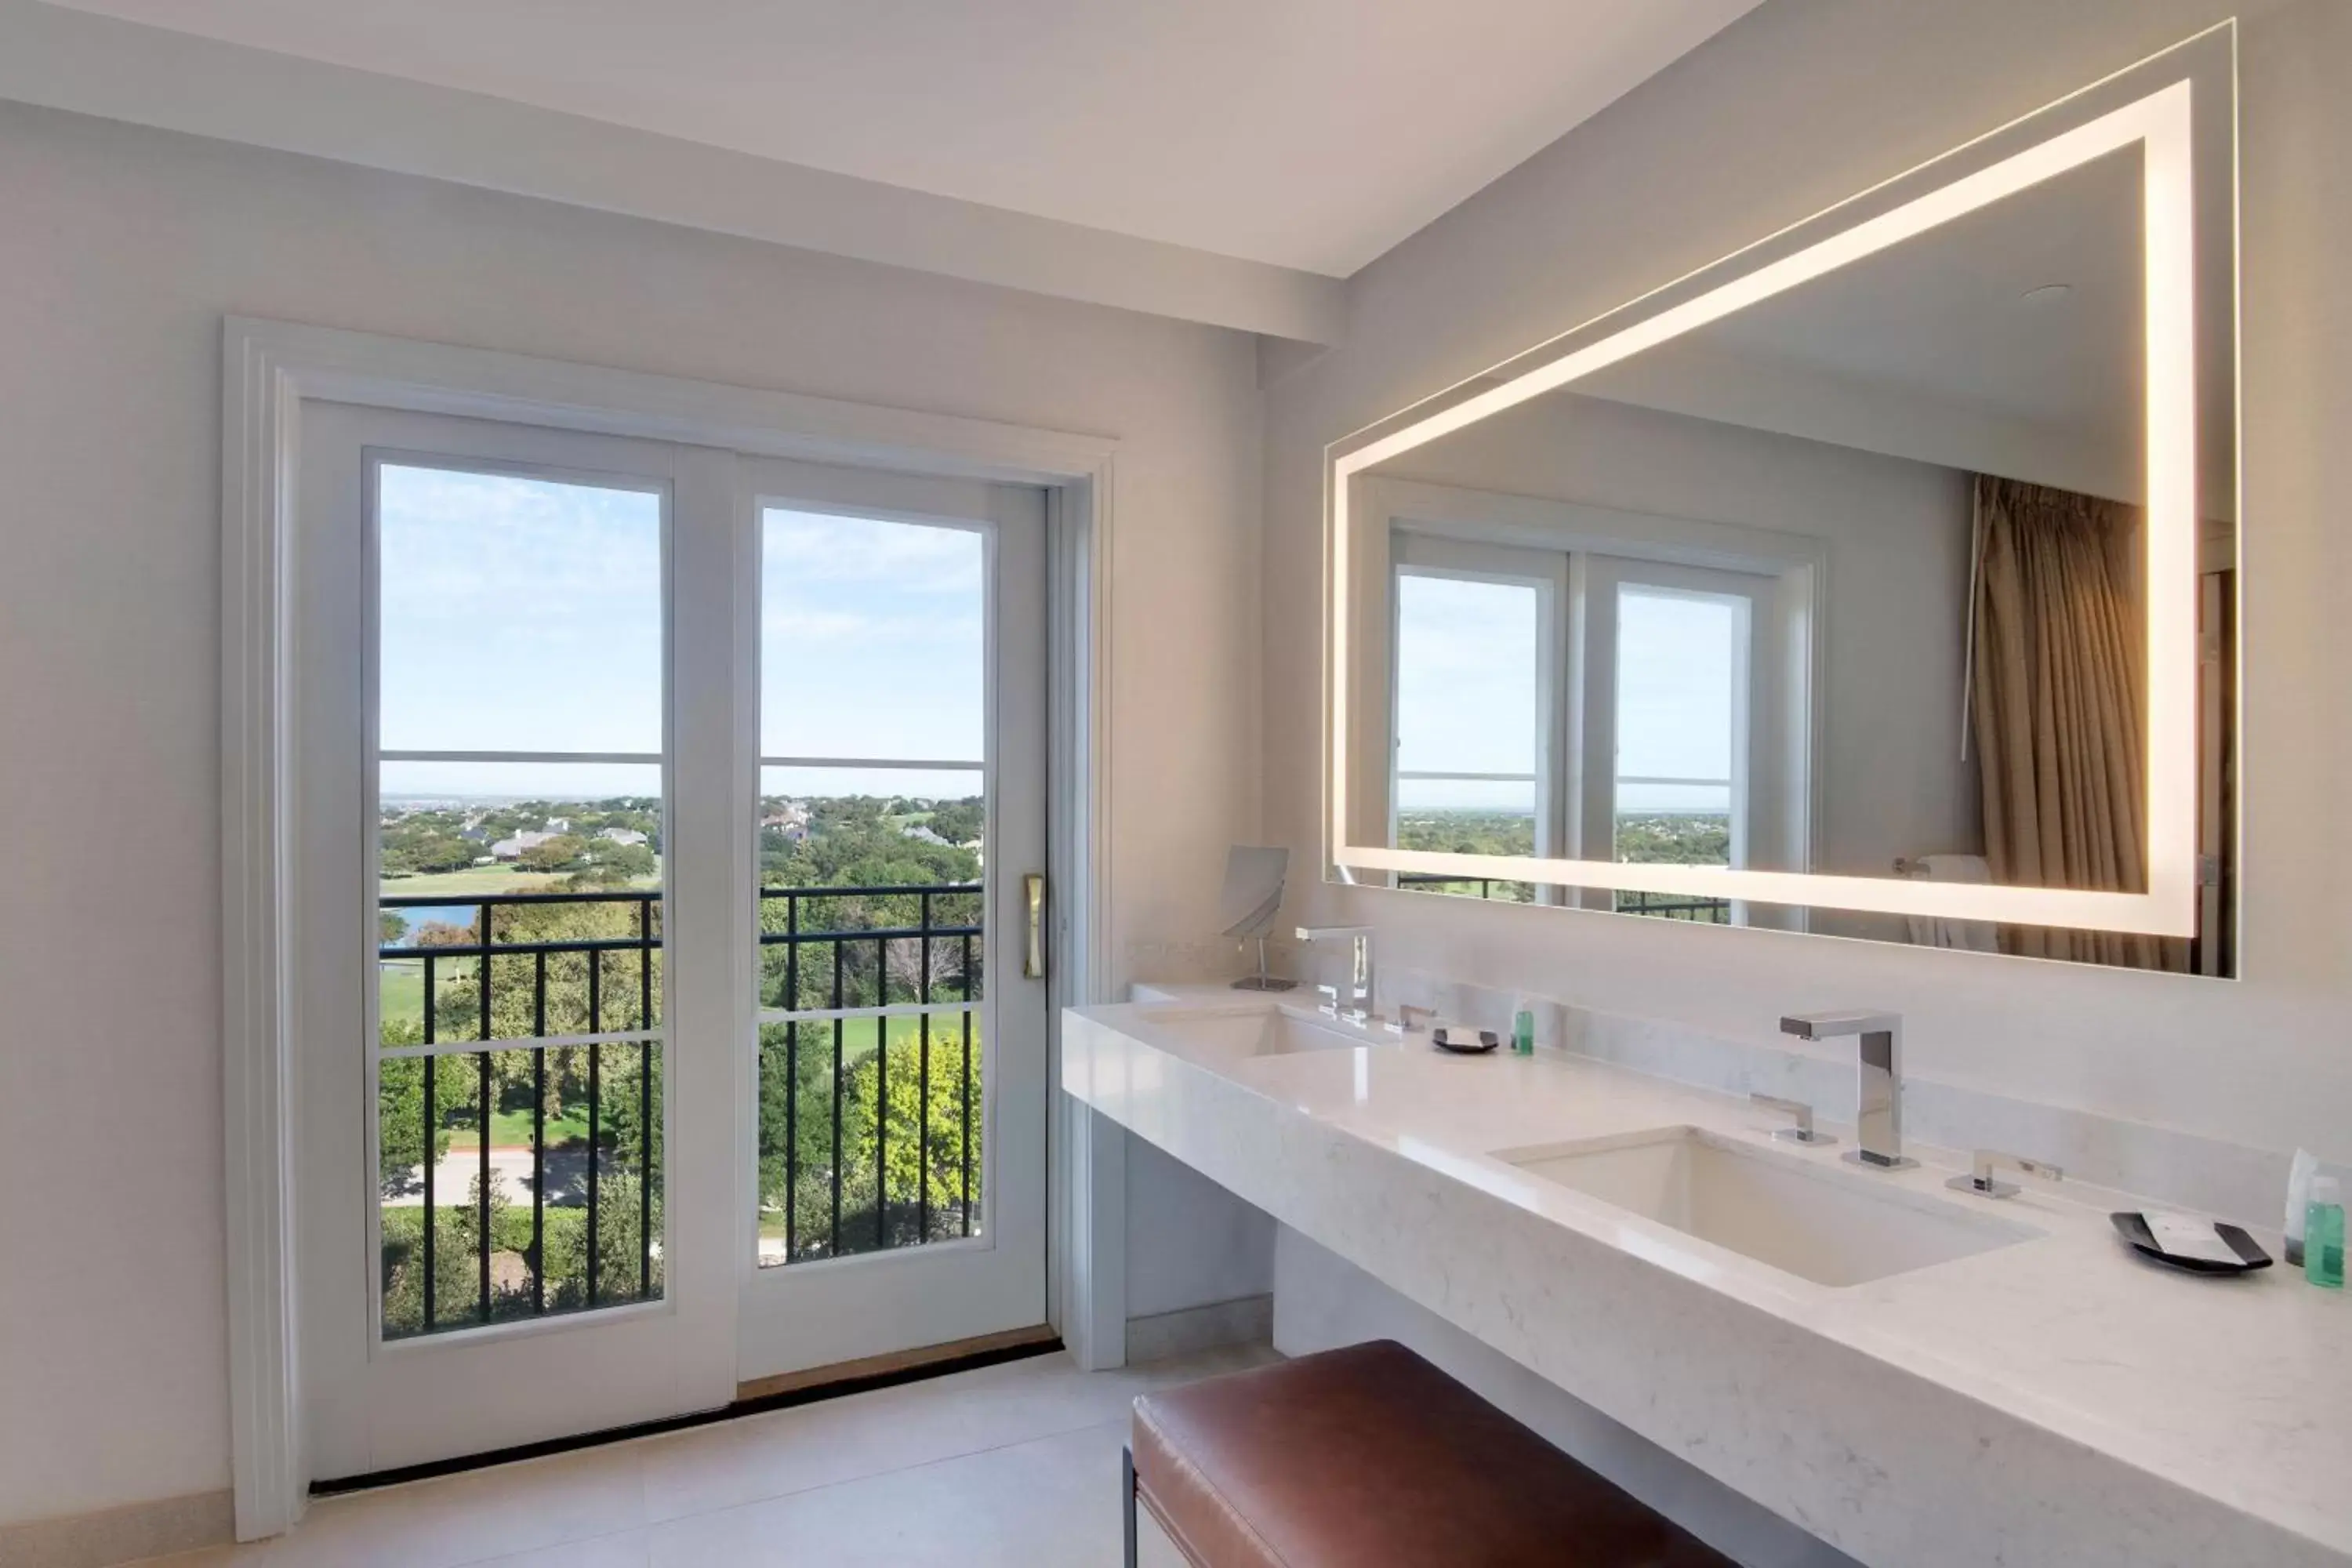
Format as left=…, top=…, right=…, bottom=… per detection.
left=383, top=904, right=477, bottom=941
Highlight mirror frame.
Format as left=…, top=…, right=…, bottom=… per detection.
left=1323, top=26, right=2236, bottom=942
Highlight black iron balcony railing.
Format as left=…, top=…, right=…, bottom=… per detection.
left=375, top=880, right=985, bottom=1339
left=1397, top=872, right=1522, bottom=901
left=1394, top=873, right=1730, bottom=923
left=379, top=888, right=663, bottom=1338
left=757, top=884, right=984, bottom=1267
left=1613, top=889, right=1732, bottom=923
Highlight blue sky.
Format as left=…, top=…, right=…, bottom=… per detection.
left=1613, top=587, right=1737, bottom=812
left=376, top=463, right=1735, bottom=815
left=377, top=467, right=984, bottom=800
left=1393, top=575, right=1537, bottom=814
left=1392, top=572, right=1737, bottom=813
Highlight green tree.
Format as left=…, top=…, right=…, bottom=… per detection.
left=760, top=1019, right=979, bottom=1260
left=375, top=1043, right=478, bottom=1195
left=518, top=833, right=590, bottom=873
left=925, top=800, right=984, bottom=845
left=561, top=840, right=656, bottom=888
left=1613, top=813, right=1731, bottom=864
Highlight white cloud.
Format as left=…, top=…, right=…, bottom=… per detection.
left=762, top=510, right=982, bottom=593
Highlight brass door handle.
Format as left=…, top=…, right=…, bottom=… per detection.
left=1022, top=873, right=1047, bottom=979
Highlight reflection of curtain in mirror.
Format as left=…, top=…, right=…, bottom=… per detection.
left=1968, top=475, right=2184, bottom=970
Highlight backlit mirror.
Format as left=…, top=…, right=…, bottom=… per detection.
left=1327, top=33, right=2237, bottom=975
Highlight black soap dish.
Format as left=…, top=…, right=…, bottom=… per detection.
left=2110, top=1211, right=2273, bottom=1275
left=1432, top=1025, right=1501, bottom=1055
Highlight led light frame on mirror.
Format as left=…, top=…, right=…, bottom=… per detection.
left=1329, top=77, right=2205, bottom=938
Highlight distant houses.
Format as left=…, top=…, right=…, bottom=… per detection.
left=761, top=801, right=811, bottom=844
left=488, top=823, right=650, bottom=860
left=488, top=829, right=559, bottom=860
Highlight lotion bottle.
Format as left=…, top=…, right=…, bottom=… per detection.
left=2307, top=1176, right=2344, bottom=1290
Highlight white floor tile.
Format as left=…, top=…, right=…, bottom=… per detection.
left=634, top=1343, right=1270, bottom=1524
left=1137, top=1506, right=1192, bottom=1568
left=644, top=1420, right=1130, bottom=1568
left=132, top=1344, right=1269, bottom=1568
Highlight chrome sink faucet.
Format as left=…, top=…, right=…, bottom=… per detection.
left=1779, top=1010, right=1913, bottom=1170
left=1947, top=1149, right=2063, bottom=1200
left=1296, top=925, right=1377, bottom=1023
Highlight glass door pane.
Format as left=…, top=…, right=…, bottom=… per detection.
left=1613, top=584, right=1742, bottom=922
left=1392, top=570, right=1541, bottom=901
left=372, top=463, right=669, bottom=1338
left=754, top=510, right=989, bottom=1267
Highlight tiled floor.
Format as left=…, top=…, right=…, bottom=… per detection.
left=140, top=1345, right=1259, bottom=1566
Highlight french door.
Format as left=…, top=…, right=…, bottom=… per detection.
left=290, top=402, right=1049, bottom=1479
left=735, top=456, right=1049, bottom=1382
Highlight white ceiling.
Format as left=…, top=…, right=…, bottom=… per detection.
left=1694, top=145, right=2144, bottom=440
left=32, top=0, right=1759, bottom=278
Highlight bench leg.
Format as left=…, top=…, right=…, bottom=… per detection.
left=1122, top=1445, right=1138, bottom=1568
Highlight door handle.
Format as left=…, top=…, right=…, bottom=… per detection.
left=1022, top=873, right=1047, bottom=979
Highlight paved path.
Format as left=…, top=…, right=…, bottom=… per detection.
left=381, top=1143, right=597, bottom=1207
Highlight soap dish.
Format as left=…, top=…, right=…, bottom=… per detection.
left=1431, top=1025, right=1500, bottom=1055
left=2109, top=1212, right=2273, bottom=1275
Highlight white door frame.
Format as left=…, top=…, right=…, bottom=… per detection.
left=221, top=316, right=1117, bottom=1539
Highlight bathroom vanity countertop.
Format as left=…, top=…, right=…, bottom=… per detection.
left=1064, top=998, right=2352, bottom=1568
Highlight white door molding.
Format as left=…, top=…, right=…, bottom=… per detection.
left=220, top=316, right=1116, bottom=1538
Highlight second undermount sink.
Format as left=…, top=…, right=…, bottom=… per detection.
left=1495, top=1126, right=2038, bottom=1287
left=1145, top=1005, right=1385, bottom=1062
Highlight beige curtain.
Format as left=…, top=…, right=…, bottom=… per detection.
left=1969, top=475, right=2183, bottom=970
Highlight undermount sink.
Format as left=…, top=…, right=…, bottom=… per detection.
left=1145, top=1006, right=1382, bottom=1062
left=1495, top=1126, right=2038, bottom=1287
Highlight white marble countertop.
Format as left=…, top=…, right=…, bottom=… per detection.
left=1064, top=996, right=2352, bottom=1568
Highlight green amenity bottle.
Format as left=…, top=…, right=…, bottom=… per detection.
left=2307, top=1176, right=2345, bottom=1290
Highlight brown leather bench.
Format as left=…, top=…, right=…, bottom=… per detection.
left=1123, top=1340, right=1736, bottom=1567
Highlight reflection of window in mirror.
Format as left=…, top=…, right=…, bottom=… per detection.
left=1612, top=585, right=1743, bottom=913
left=1585, top=560, right=1772, bottom=925
left=1581, top=554, right=1778, bottom=921
left=1378, top=512, right=1801, bottom=923
left=1387, top=534, right=1560, bottom=902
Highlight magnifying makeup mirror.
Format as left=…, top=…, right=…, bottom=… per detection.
left=1219, top=845, right=1295, bottom=991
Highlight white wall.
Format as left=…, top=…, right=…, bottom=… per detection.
left=0, top=103, right=1262, bottom=1526
left=1123, top=1139, right=1275, bottom=1319
left=1268, top=0, right=2352, bottom=1164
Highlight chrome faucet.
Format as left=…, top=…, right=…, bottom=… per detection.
left=1751, top=1092, right=1832, bottom=1147
left=1946, top=1149, right=2063, bottom=1200
left=1296, top=926, right=1376, bottom=1023
left=1779, top=1011, right=1912, bottom=1170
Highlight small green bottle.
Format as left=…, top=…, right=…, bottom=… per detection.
left=1512, top=1002, right=1536, bottom=1057
left=2307, top=1176, right=2345, bottom=1290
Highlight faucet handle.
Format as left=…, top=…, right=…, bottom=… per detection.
left=1751, top=1092, right=1834, bottom=1147
left=1394, top=1003, right=1436, bottom=1033
left=1945, top=1149, right=2063, bottom=1200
